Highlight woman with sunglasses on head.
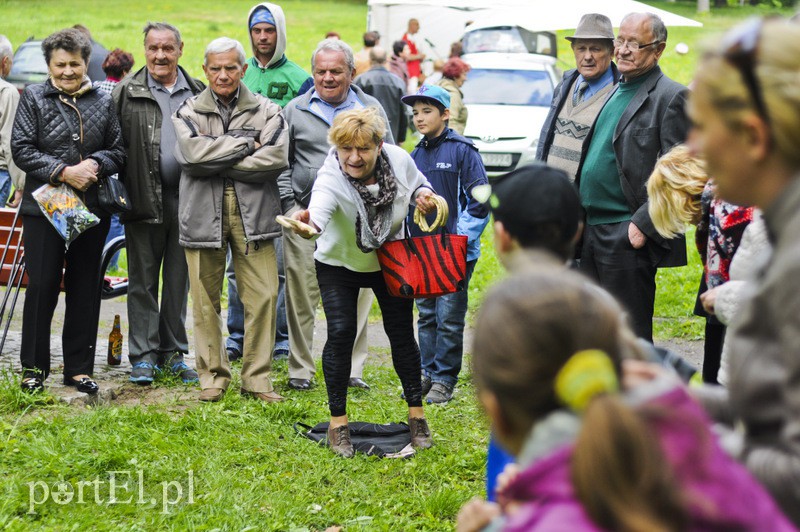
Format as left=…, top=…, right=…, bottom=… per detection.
left=456, top=269, right=792, bottom=531
left=678, top=17, right=800, bottom=526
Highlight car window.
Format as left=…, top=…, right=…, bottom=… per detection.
left=10, top=44, right=48, bottom=75
left=462, top=69, right=553, bottom=106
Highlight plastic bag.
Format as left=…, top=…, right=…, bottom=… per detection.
left=32, top=183, right=100, bottom=246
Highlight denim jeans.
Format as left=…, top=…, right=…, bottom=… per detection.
left=104, top=214, right=124, bottom=269
left=416, top=259, right=476, bottom=388
left=0, top=169, right=11, bottom=207
left=226, top=236, right=288, bottom=355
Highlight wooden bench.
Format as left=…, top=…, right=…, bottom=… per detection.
left=0, top=207, right=128, bottom=355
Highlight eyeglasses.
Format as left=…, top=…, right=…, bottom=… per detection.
left=720, top=17, right=769, bottom=123
left=613, top=38, right=660, bottom=52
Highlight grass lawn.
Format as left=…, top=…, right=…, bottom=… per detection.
left=1, top=1, right=795, bottom=529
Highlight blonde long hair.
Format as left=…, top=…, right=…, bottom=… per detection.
left=647, top=145, right=708, bottom=238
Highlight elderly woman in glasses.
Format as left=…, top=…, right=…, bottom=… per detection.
left=640, top=18, right=800, bottom=526
left=287, top=107, right=436, bottom=458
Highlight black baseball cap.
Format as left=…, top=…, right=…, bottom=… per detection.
left=472, top=163, right=581, bottom=244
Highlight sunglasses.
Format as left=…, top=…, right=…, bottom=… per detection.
left=720, top=18, right=769, bottom=123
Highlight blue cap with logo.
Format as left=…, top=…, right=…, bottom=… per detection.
left=402, top=84, right=451, bottom=110
left=250, top=6, right=275, bottom=28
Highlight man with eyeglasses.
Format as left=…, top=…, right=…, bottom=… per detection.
left=574, top=12, right=690, bottom=342
left=536, top=13, right=619, bottom=182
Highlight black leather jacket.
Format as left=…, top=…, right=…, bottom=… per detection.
left=11, top=79, right=125, bottom=217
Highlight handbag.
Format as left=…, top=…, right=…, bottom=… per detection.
left=376, top=196, right=467, bottom=298
left=96, top=177, right=132, bottom=215
left=377, top=228, right=467, bottom=298
left=54, top=97, right=131, bottom=215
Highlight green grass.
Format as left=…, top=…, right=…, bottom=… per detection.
left=0, top=360, right=486, bottom=530
left=1, top=1, right=794, bottom=529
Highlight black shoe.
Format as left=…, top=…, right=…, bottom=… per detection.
left=288, top=378, right=312, bottom=391
left=64, top=376, right=99, bottom=395
left=272, top=348, right=289, bottom=361
left=21, top=376, right=44, bottom=394
left=348, top=377, right=370, bottom=390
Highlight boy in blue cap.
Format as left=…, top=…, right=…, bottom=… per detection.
left=402, top=84, right=489, bottom=404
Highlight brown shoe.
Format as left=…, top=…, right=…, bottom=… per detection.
left=327, top=424, right=355, bottom=458
left=408, top=416, right=432, bottom=449
left=199, top=388, right=225, bottom=402
left=241, top=390, right=285, bottom=403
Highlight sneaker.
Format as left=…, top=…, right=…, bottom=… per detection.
left=408, top=416, right=432, bottom=449
left=129, top=361, right=154, bottom=385
left=421, top=374, right=433, bottom=396
left=171, top=361, right=199, bottom=384
left=426, top=383, right=454, bottom=404
left=327, top=424, right=355, bottom=458
left=272, top=348, right=289, bottom=361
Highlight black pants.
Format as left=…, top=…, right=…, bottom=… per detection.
left=316, top=261, right=423, bottom=417
left=702, top=320, right=725, bottom=384
left=20, top=215, right=110, bottom=380
left=580, top=221, right=662, bottom=342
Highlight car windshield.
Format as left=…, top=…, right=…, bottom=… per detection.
left=10, top=44, right=47, bottom=75
left=462, top=69, right=553, bottom=106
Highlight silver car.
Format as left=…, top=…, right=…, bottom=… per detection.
left=461, top=52, right=559, bottom=176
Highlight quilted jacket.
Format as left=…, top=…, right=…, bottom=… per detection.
left=112, top=66, right=205, bottom=224
left=11, top=79, right=125, bottom=218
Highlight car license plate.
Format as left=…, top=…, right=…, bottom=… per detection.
left=480, top=153, right=513, bottom=167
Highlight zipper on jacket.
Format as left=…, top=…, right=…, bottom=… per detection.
left=60, top=95, right=88, bottom=203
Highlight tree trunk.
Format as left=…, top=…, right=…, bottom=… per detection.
left=698, top=0, right=710, bottom=12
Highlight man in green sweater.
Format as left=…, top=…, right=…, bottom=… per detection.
left=575, top=12, right=689, bottom=342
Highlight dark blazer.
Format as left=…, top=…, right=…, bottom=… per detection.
left=535, top=63, right=620, bottom=162
left=575, top=65, right=690, bottom=267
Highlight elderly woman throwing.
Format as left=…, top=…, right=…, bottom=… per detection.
left=287, top=107, right=435, bottom=457
left=11, top=28, right=125, bottom=394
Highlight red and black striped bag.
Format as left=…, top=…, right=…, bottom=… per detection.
left=376, top=230, right=467, bottom=298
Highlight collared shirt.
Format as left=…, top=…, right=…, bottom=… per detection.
left=308, top=88, right=360, bottom=125
left=148, top=69, right=193, bottom=190
left=573, top=66, right=615, bottom=102
left=211, top=87, right=241, bottom=131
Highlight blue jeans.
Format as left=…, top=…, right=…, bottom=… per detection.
left=226, top=236, right=288, bottom=354
left=416, top=259, right=476, bottom=387
left=104, top=214, right=124, bottom=269
left=0, top=169, right=11, bottom=207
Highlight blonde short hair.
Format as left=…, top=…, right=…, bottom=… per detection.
left=647, top=145, right=708, bottom=239
left=328, top=107, right=387, bottom=148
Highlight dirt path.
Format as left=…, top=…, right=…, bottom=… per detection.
left=0, top=290, right=704, bottom=406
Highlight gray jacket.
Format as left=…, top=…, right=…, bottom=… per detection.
left=696, top=176, right=800, bottom=527
left=277, top=84, right=394, bottom=213
left=575, top=65, right=689, bottom=267
left=172, top=85, right=288, bottom=248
